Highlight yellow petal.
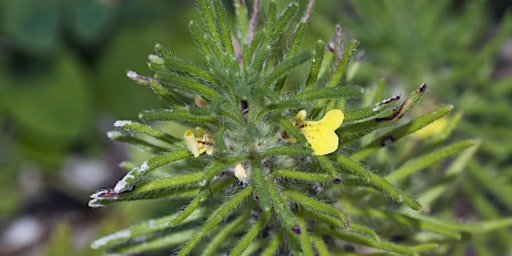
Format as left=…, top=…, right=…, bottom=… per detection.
left=302, top=127, right=339, bottom=155
left=204, top=146, right=214, bottom=155
left=413, top=117, right=448, bottom=139
left=184, top=130, right=200, bottom=157
left=317, top=109, right=344, bottom=130
left=300, top=109, right=344, bottom=155
left=295, top=110, right=307, bottom=122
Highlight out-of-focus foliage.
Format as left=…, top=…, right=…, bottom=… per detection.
left=0, top=0, right=197, bottom=254
left=1, top=0, right=511, bottom=255
left=316, top=0, right=512, bottom=254
left=0, top=0, right=197, bottom=212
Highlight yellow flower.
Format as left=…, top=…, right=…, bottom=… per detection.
left=184, top=127, right=215, bottom=157
left=412, top=117, right=448, bottom=139
left=295, top=109, right=344, bottom=155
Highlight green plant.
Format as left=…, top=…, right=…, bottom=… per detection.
left=89, top=0, right=512, bottom=255
left=334, top=1, right=512, bottom=254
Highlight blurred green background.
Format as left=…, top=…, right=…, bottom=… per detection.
left=0, top=0, right=510, bottom=255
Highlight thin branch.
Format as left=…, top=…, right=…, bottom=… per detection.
left=333, top=24, right=343, bottom=72
left=301, top=0, right=315, bottom=22
left=232, top=36, right=244, bottom=67
left=247, top=0, right=260, bottom=46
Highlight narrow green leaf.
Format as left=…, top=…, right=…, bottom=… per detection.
left=213, top=126, right=228, bottom=152
left=405, top=204, right=511, bottom=234
left=326, top=39, right=359, bottom=88
left=317, top=226, right=416, bottom=256
left=272, top=19, right=310, bottom=93
left=337, top=119, right=387, bottom=146
left=335, top=154, right=422, bottom=210
left=259, top=100, right=301, bottom=116
left=468, top=161, right=512, bottom=209
left=284, top=190, right=349, bottom=229
left=148, top=79, right=183, bottom=105
left=289, top=20, right=307, bottom=56
left=251, top=42, right=271, bottom=73
left=266, top=179, right=302, bottom=254
left=264, top=50, right=313, bottom=87
left=316, top=155, right=339, bottom=178
left=270, top=2, right=298, bottom=43
left=160, top=58, right=216, bottom=84
left=260, top=230, right=282, bottom=256
left=292, top=86, right=364, bottom=101
left=177, top=186, right=254, bottom=256
left=461, top=178, right=512, bottom=249
left=153, top=42, right=172, bottom=59
left=131, top=172, right=202, bottom=194
left=278, top=118, right=309, bottom=145
left=250, top=1, right=276, bottom=71
left=252, top=163, right=272, bottom=212
left=229, top=211, right=271, bottom=256
left=296, top=217, right=315, bottom=256
left=197, top=0, right=223, bottom=62
left=305, top=40, right=325, bottom=90
left=317, top=45, right=334, bottom=84
left=118, top=161, right=138, bottom=170
left=263, top=145, right=313, bottom=157
left=113, top=120, right=179, bottom=144
left=296, top=207, right=380, bottom=243
left=199, top=155, right=249, bottom=186
left=91, top=208, right=208, bottom=249
left=212, top=1, right=235, bottom=64
left=202, top=213, right=249, bottom=256
left=113, top=150, right=191, bottom=192
left=139, top=108, right=219, bottom=126
left=351, top=104, right=453, bottom=161
left=349, top=223, right=381, bottom=243
left=89, top=186, right=199, bottom=207
left=110, top=229, right=195, bottom=254
left=311, top=235, right=330, bottom=256
left=368, top=210, right=462, bottom=239
left=127, top=70, right=183, bottom=105
left=241, top=41, right=251, bottom=70
left=426, top=110, right=463, bottom=146
left=169, top=194, right=205, bottom=227
left=287, top=3, right=312, bottom=56
left=170, top=177, right=235, bottom=227
left=339, top=84, right=429, bottom=147
left=385, top=140, right=476, bottom=181
left=189, top=21, right=213, bottom=61
left=410, top=243, right=439, bottom=254
left=234, top=0, right=249, bottom=40
left=473, top=218, right=512, bottom=234
left=343, top=93, right=401, bottom=122
left=241, top=239, right=265, bottom=256
left=273, top=169, right=333, bottom=183
left=154, top=71, right=219, bottom=99
left=261, top=1, right=277, bottom=45
left=106, top=131, right=170, bottom=154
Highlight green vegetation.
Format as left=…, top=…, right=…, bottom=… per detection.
left=1, top=0, right=511, bottom=255
left=88, top=0, right=512, bottom=255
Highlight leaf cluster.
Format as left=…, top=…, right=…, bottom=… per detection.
left=89, top=1, right=512, bottom=255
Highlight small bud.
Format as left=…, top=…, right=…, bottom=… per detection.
left=294, top=109, right=344, bottom=155
left=195, top=96, right=208, bottom=107
left=234, top=162, right=251, bottom=183
left=291, top=225, right=302, bottom=234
